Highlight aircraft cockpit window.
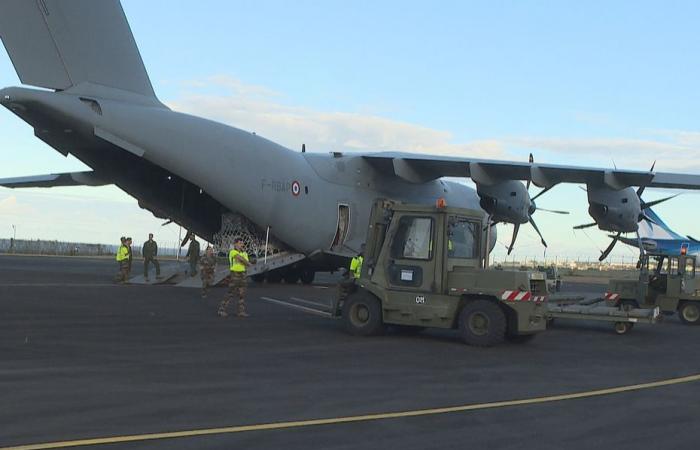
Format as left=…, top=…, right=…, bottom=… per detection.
left=447, top=216, right=480, bottom=259
left=391, top=216, right=433, bottom=260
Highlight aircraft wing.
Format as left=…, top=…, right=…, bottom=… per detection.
left=0, top=171, right=108, bottom=188
left=362, top=152, right=700, bottom=189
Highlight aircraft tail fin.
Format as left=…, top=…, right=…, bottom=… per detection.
left=639, top=208, right=685, bottom=241
left=0, top=0, right=156, bottom=98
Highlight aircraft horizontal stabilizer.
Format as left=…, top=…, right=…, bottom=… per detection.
left=0, top=171, right=108, bottom=188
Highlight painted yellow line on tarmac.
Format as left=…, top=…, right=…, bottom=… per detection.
left=4, top=373, right=700, bottom=450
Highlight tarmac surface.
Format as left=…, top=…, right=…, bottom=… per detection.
left=1, top=255, right=699, bottom=449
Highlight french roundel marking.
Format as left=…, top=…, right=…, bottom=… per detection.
left=291, top=180, right=301, bottom=196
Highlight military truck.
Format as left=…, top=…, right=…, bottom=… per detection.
left=605, top=252, right=700, bottom=325
left=331, top=199, right=548, bottom=346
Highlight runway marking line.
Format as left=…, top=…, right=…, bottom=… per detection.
left=259, top=296, right=333, bottom=318
left=3, top=373, right=700, bottom=450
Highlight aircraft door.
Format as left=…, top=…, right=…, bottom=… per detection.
left=331, top=204, right=350, bottom=250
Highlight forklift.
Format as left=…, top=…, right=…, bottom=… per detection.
left=330, top=199, right=549, bottom=347
left=605, top=247, right=700, bottom=325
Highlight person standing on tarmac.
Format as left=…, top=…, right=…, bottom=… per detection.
left=115, top=237, right=130, bottom=283
left=218, top=238, right=252, bottom=317
left=200, top=245, right=217, bottom=299
left=339, top=244, right=364, bottom=303
left=125, top=237, right=133, bottom=278
left=186, top=233, right=200, bottom=277
left=142, top=233, right=161, bottom=281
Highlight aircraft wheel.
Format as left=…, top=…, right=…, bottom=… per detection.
left=458, top=300, right=506, bottom=347
left=678, top=302, right=700, bottom=325
left=251, top=274, right=265, bottom=283
left=614, top=322, right=634, bottom=335
left=300, top=268, right=316, bottom=285
left=283, top=269, right=300, bottom=284
left=266, top=270, right=283, bottom=284
left=342, top=291, right=385, bottom=336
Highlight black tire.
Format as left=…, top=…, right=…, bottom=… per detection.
left=266, top=270, right=283, bottom=284
left=614, top=322, right=634, bottom=334
left=458, top=300, right=507, bottom=347
left=300, top=268, right=316, bottom=285
left=283, top=269, right=300, bottom=284
left=251, top=274, right=266, bottom=283
left=506, top=333, right=536, bottom=344
left=342, top=291, right=385, bottom=336
left=678, top=302, right=700, bottom=325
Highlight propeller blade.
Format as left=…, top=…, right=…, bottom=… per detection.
left=538, top=208, right=570, bottom=215
left=640, top=213, right=658, bottom=226
left=636, top=161, right=656, bottom=197
left=526, top=153, right=534, bottom=190
left=161, top=219, right=174, bottom=226
left=641, top=194, right=679, bottom=210
left=599, top=232, right=621, bottom=261
left=483, top=220, right=498, bottom=232
left=529, top=217, right=548, bottom=248
left=507, top=223, right=520, bottom=255
left=531, top=186, right=553, bottom=202
left=573, top=222, right=597, bottom=230
left=636, top=230, right=646, bottom=259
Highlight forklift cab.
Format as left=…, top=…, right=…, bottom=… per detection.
left=644, top=253, right=697, bottom=298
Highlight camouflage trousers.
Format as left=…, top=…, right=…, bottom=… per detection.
left=218, top=272, right=247, bottom=315
left=143, top=257, right=160, bottom=278
left=115, top=261, right=129, bottom=283
left=201, top=270, right=214, bottom=298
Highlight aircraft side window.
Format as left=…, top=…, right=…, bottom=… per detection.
left=447, top=216, right=480, bottom=259
left=390, top=216, right=433, bottom=260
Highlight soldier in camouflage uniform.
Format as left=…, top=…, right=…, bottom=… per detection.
left=142, top=233, right=161, bottom=281
left=199, top=245, right=217, bottom=299
left=218, top=238, right=252, bottom=317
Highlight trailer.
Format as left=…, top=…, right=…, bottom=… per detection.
left=546, top=297, right=662, bottom=335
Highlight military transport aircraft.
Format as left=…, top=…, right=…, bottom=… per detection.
left=1, top=0, right=700, bottom=282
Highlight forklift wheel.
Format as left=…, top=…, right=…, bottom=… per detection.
left=342, top=292, right=386, bottom=336
left=458, top=300, right=506, bottom=347
left=678, top=302, right=700, bottom=325
left=614, top=322, right=634, bottom=335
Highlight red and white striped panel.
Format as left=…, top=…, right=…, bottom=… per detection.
left=532, top=296, right=547, bottom=303
left=501, top=290, right=532, bottom=302
left=604, top=292, right=620, bottom=301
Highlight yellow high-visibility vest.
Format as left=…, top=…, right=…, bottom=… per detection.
left=116, top=245, right=129, bottom=262
left=229, top=249, right=249, bottom=273
left=350, top=256, right=363, bottom=278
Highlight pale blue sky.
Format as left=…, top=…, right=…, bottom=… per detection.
left=1, top=0, right=699, bottom=260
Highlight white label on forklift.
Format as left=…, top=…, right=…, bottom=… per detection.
left=401, top=270, right=413, bottom=281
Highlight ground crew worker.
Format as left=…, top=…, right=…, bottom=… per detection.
left=349, top=246, right=364, bottom=279
left=200, top=245, right=217, bottom=299
left=114, top=237, right=130, bottom=283
left=338, top=245, right=364, bottom=303
left=218, top=238, right=251, bottom=317
left=125, top=237, right=133, bottom=278
left=142, top=233, right=161, bottom=281
left=186, top=233, right=200, bottom=277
